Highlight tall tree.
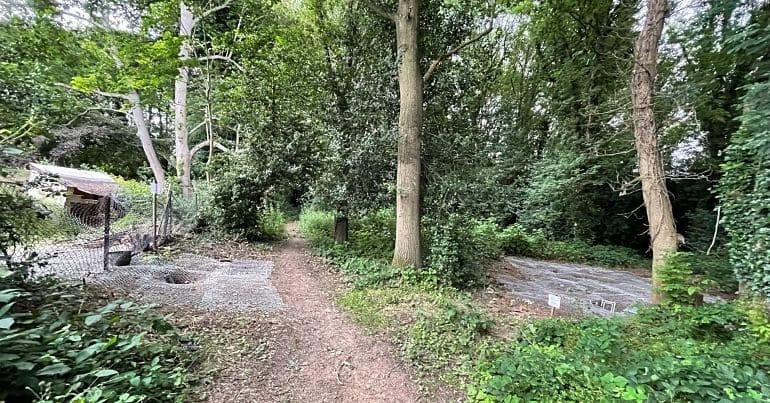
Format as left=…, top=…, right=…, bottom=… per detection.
left=174, top=0, right=237, bottom=196
left=631, top=0, right=676, bottom=303
left=367, top=0, right=492, bottom=268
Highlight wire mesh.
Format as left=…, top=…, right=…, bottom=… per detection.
left=12, top=189, right=197, bottom=283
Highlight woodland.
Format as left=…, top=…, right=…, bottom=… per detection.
left=2, top=0, right=770, bottom=401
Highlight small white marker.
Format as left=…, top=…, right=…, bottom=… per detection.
left=548, top=294, right=561, bottom=316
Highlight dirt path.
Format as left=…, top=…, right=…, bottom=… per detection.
left=195, top=224, right=421, bottom=402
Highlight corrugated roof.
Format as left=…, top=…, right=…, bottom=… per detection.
left=29, top=163, right=118, bottom=196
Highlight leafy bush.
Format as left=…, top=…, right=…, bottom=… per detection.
left=0, top=179, right=197, bottom=403
left=498, top=224, right=532, bottom=256
left=301, top=209, right=501, bottom=289
left=680, top=252, right=736, bottom=293
left=719, top=79, right=770, bottom=298
left=260, top=206, right=287, bottom=240
left=114, top=177, right=152, bottom=218
left=298, top=209, right=335, bottom=247
left=658, top=252, right=710, bottom=304
left=200, top=165, right=285, bottom=241
left=0, top=278, right=195, bottom=402
left=470, top=303, right=770, bottom=402
left=423, top=215, right=500, bottom=288
left=405, top=297, right=494, bottom=373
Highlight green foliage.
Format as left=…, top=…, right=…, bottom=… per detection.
left=336, top=284, right=499, bottom=386
left=347, top=209, right=396, bottom=262
left=720, top=78, right=770, bottom=298
left=0, top=185, right=45, bottom=259
left=0, top=183, right=195, bottom=403
left=423, top=215, right=501, bottom=288
left=470, top=303, right=770, bottom=402
left=744, top=300, right=770, bottom=343
left=680, top=252, right=736, bottom=293
left=298, top=209, right=335, bottom=247
left=200, top=159, right=285, bottom=242
left=497, top=224, right=534, bottom=256
left=301, top=208, right=510, bottom=289
left=115, top=177, right=152, bottom=218
left=498, top=223, right=649, bottom=269
left=260, top=207, right=287, bottom=240
left=0, top=280, right=194, bottom=402
left=405, top=297, right=493, bottom=373
left=657, top=252, right=710, bottom=305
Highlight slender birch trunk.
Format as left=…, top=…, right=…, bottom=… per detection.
left=128, top=90, right=166, bottom=190
left=175, top=1, right=194, bottom=196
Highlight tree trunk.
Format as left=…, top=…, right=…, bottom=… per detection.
left=334, top=216, right=349, bottom=243
left=128, top=91, right=166, bottom=191
left=631, top=0, right=677, bottom=304
left=175, top=1, right=194, bottom=196
left=392, top=0, right=423, bottom=268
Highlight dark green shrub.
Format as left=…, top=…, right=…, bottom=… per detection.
left=201, top=165, right=284, bottom=241
left=582, top=244, right=649, bottom=269
left=302, top=209, right=502, bottom=289
left=298, top=209, right=335, bottom=247
left=260, top=206, right=287, bottom=240
left=0, top=279, right=194, bottom=402
left=497, top=223, right=649, bottom=269
left=406, top=298, right=493, bottom=370
left=497, top=224, right=532, bottom=255
left=658, top=252, right=713, bottom=305
left=540, top=240, right=592, bottom=262
left=423, top=215, right=498, bottom=288
left=681, top=252, right=736, bottom=293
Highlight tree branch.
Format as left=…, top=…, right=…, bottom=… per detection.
left=64, top=107, right=126, bottom=126
left=56, top=83, right=131, bottom=100
left=56, top=10, right=110, bottom=31
left=190, top=140, right=231, bottom=158
left=190, top=121, right=207, bottom=136
left=196, top=0, right=234, bottom=23
left=362, top=0, right=395, bottom=22
left=198, top=55, right=245, bottom=72
left=423, top=24, right=494, bottom=82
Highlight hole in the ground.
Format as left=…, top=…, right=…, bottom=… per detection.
left=164, top=271, right=197, bottom=284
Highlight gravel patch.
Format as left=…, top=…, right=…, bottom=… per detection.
left=499, top=256, right=653, bottom=315
left=497, top=256, right=720, bottom=316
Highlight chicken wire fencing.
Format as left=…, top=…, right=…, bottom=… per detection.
left=11, top=189, right=197, bottom=283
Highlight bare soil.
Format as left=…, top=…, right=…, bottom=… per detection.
left=186, top=224, right=421, bottom=402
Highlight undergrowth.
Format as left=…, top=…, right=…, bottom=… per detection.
left=301, top=207, right=768, bottom=402
left=0, top=274, right=198, bottom=402
left=469, top=303, right=770, bottom=402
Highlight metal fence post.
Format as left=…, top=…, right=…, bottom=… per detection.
left=152, top=191, right=158, bottom=250
left=103, top=195, right=111, bottom=271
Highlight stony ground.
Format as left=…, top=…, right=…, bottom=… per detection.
left=495, top=256, right=721, bottom=315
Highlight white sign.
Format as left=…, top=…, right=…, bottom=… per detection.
left=548, top=294, right=561, bottom=309
left=150, top=182, right=161, bottom=195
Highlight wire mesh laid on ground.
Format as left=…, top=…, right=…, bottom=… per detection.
left=90, top=254, right=284, bottom=312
